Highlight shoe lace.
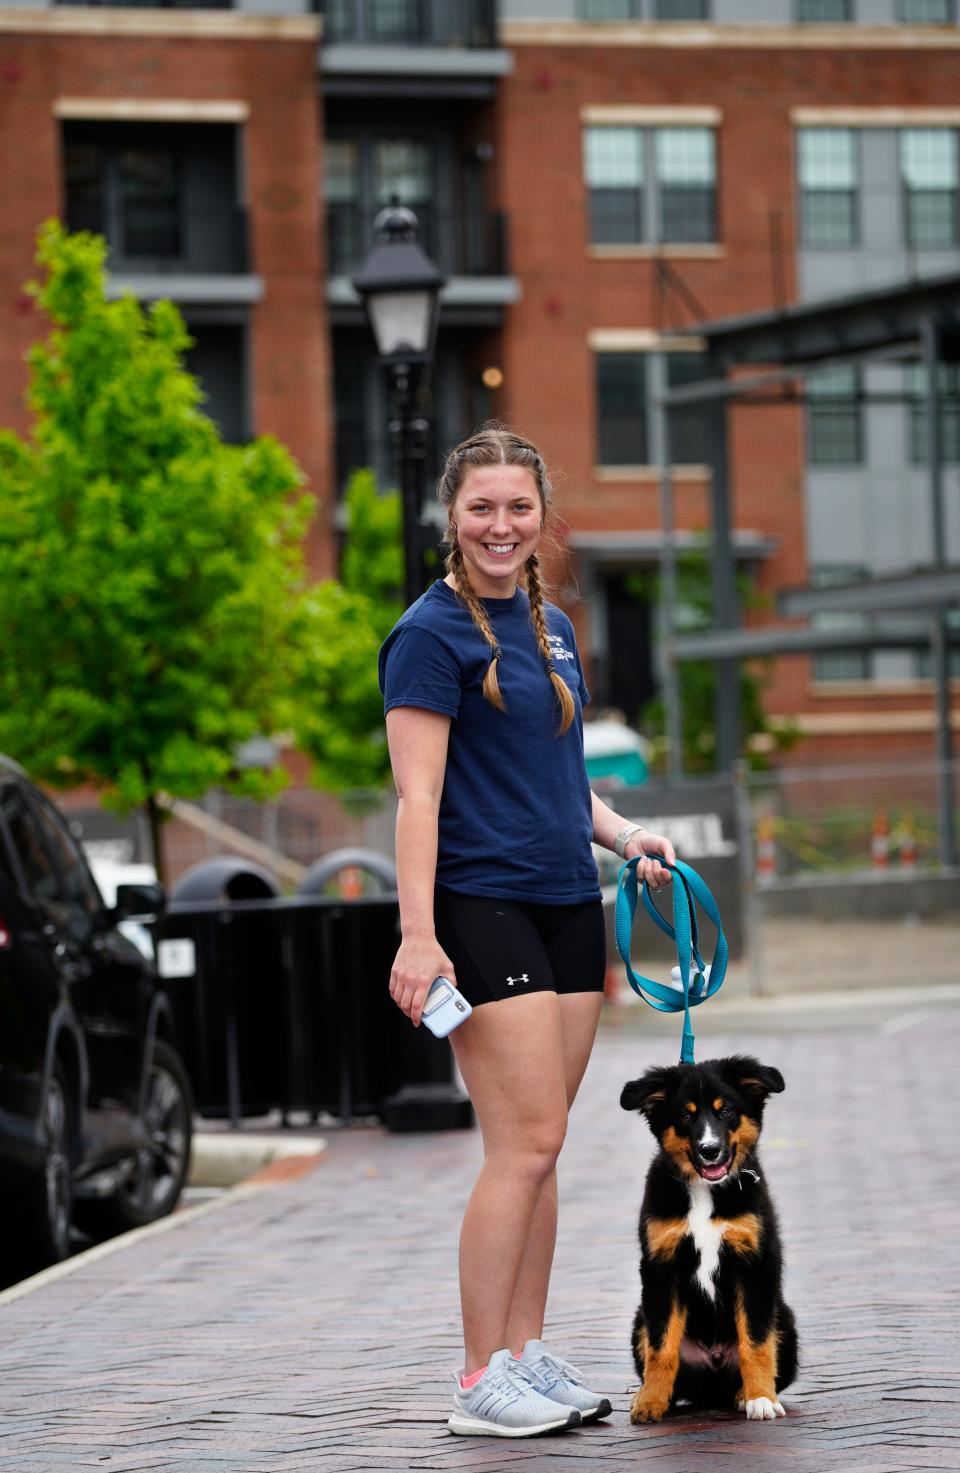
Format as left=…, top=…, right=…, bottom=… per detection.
left=481, top=1366, right=524, bottom=1405
left=530, top=1349, right=585, bottom=1387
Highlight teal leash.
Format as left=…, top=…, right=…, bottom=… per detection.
left=614, top=857, right=728, bottom=1064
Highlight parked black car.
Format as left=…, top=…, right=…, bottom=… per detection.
left=0, top=756, right=193, bottom=1276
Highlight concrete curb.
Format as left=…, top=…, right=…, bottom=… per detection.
left=188, top=1131, right=326, bottom=1188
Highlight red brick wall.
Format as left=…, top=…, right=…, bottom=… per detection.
left=0, top=24, right=334, bottom=571
left=497, top=39, right=960, bottom=749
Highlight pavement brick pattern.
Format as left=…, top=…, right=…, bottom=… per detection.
left=1, top=1013, right=957, bottom=1473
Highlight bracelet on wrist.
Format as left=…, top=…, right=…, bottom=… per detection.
left=614, top=822, right=645, bottom=859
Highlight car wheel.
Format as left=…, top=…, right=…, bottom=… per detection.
left=83, top=1040, right=194, bottom=1238
left=12, top=1060, right=75, bottom=1275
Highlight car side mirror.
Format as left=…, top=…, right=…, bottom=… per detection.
left=114, top=882, right=166, bottom=920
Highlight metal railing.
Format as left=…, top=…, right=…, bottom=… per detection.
left=325, top=0, right=497, bottom=47
left=327, top=203, right=508, bottom=277
left=66, top=204, right=250, bottom=275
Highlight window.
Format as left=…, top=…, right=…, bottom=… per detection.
left=584, top=129, right=645, bottom=244
left=595, top=348, right=708, bottom=466
left=579, top=0, right=640, bottom=14
left=807, top=365, right=862, bottom=465
left=810, top=567, right=872, bottom=682
left=63, top=122, right=245, bottom=273
left=1, top=788, right=62, bottom=903
left=597, top=354, right=648, bottom=465
left=325, top=134, right=435, bottom=273
left=666, top=352, right=710, bottom=462
left=896, top=0, right=955, bottom=21
left=655, top=0, right=708, bottom=15
left=185, top=322, right=248, bottom=445
left=797, top=129, right=858, bottom=247
left=905, top=362, right=960, bottom=463
left=328, top=0, right=424, bottom=41
left=796, top=0, right=851, bottom=18
left=656, top=129, right=716, bottom=242
left=30, top=795, right=102, bottom=917
left=584, top=126, right=716, bottom=245
left=901, top=129, right=959, bottom=249
left=119, top=147, right=181, bottom=258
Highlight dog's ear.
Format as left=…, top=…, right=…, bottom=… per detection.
left=717, top=1055, right=785, bottom=1100
left=620, top=1065, right=677, bottom=1117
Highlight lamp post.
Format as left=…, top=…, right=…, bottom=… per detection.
left=352, top=205, right=446, bottom=609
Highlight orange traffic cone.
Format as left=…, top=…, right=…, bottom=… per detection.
left=338, top=865, right=364, bottom=899
left=898, top=818, right=917, bottom=872
left=756, top=813, right=776, bottom=886
left=871, top=810, right=889, bottom=871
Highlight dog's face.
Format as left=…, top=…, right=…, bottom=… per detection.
left=620, top=1055, right=784, bottom=1184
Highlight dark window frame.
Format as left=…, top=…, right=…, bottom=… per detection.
left=795, top=0, right=852, bottom=19
left=797, top=128, right=859, bottom=249
left=900, top=129, right=960, bottom=251
left=895, top=0, right=955, bottom=22
left=806, top=365, right=864, bottom=467
left=595, top=347, right=708, bottom=468
left=585, top=124, right=717, bottom=247
left=809, top=566, right=873, bottom=683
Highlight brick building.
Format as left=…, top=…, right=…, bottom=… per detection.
left=1, top=0, right=958, bottom=773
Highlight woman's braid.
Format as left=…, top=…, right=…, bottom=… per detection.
left=449, top=544, right=506, bottom=712
left=525, top=552, right=575, bottom=736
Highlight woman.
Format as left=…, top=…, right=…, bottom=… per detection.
left=378, top=425, right=677, bottom=1438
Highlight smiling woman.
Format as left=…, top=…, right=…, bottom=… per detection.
left=376, top=422, right=679, bottom=1438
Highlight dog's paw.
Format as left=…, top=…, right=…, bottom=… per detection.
left=744, top=1397, right=785, bottom=1420
left=629, top=1393, right=665, bottom=1425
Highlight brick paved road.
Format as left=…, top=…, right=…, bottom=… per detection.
left=1, top=1004, right=958, bottom=1473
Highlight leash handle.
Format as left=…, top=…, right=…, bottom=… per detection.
left=614, top=857, right=728, bottom=1064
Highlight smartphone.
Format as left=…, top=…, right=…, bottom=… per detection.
left=420, top=976, right=473, bottom=1037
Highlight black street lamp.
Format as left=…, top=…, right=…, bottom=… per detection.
left=352, top=205, right=446, bottom=609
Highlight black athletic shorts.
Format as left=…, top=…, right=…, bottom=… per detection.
left=433, top=886, right=607, bottom=1008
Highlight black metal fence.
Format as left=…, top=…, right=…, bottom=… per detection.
left=155, top=893, right=470, bottom=1130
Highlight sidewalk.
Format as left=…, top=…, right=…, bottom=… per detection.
left=1, top=1005, right=958, bottom=1473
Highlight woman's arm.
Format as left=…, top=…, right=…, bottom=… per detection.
left=385, top=705, right=457, bottom=1026
left=591, top=790, right=676, bottom=892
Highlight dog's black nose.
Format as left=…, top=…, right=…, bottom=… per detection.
left=699, top=1141, right=726, bottom=1163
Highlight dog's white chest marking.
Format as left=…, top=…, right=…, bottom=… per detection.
left=687, top=1180, right=724, bottom=1300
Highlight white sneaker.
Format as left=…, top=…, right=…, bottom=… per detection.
left=448, top=1348, right=582, bottom=1437
left=518, top=1339, right=612, bottom=1422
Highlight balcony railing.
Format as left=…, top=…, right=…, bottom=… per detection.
left=66, top=203, right=250, bottom=275
left=325, top=0, right=497, bottom=48
left=58, top=0, right=231, bottom=8
left=327, top=203, right=508, bottom=277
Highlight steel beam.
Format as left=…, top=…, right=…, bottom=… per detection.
left=675, top=623, right=958, bottom=661
left=778, top=567, right=960, bottom=617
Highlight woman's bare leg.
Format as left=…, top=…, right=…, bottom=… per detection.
left=450, top=991, right=568, bottom=1376
left=504, top=992, right=603, bottom=1351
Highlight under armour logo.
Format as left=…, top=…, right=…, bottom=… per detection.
left=506, top=974, right=530, bottom=987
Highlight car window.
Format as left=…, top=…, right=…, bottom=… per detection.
left=0, top=785, right=22, bottom=890
left=1, top=786, right=61, bottom=901
left=30, top=793, right=103, bottom=917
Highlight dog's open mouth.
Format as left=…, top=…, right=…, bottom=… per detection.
left=697, top=1154, right=733, bottom=1182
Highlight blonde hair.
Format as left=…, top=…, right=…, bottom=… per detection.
left=437, top=424, right=576, bottom=737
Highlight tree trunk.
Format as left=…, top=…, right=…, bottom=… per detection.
left=145, top=794, right=167, bottom=889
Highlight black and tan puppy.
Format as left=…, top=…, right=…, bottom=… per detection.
left=620, top=1055, right=798, bottom=1424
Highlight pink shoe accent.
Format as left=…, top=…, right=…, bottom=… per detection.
left=460, top=1364, right=488, bottom=1391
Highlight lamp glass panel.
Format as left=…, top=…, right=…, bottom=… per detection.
left=367, top=289, right=433, bottom=357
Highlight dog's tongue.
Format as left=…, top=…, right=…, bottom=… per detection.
left=700, top=1162, right=728, bottom=1182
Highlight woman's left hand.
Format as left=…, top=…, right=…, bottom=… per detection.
left=623, top=828, right=676, bottom=892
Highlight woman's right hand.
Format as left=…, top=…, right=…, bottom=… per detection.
left=389, top=934, right=457, bottom=1028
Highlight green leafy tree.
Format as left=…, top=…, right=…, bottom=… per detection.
left=291, top=468, right=403, bottom=800
left=631, top=545, right=798, bottom=774
left=0, top=222, right=312, bottom=881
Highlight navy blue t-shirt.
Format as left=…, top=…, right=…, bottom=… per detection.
left=378, top=579, right=600, bottom=905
